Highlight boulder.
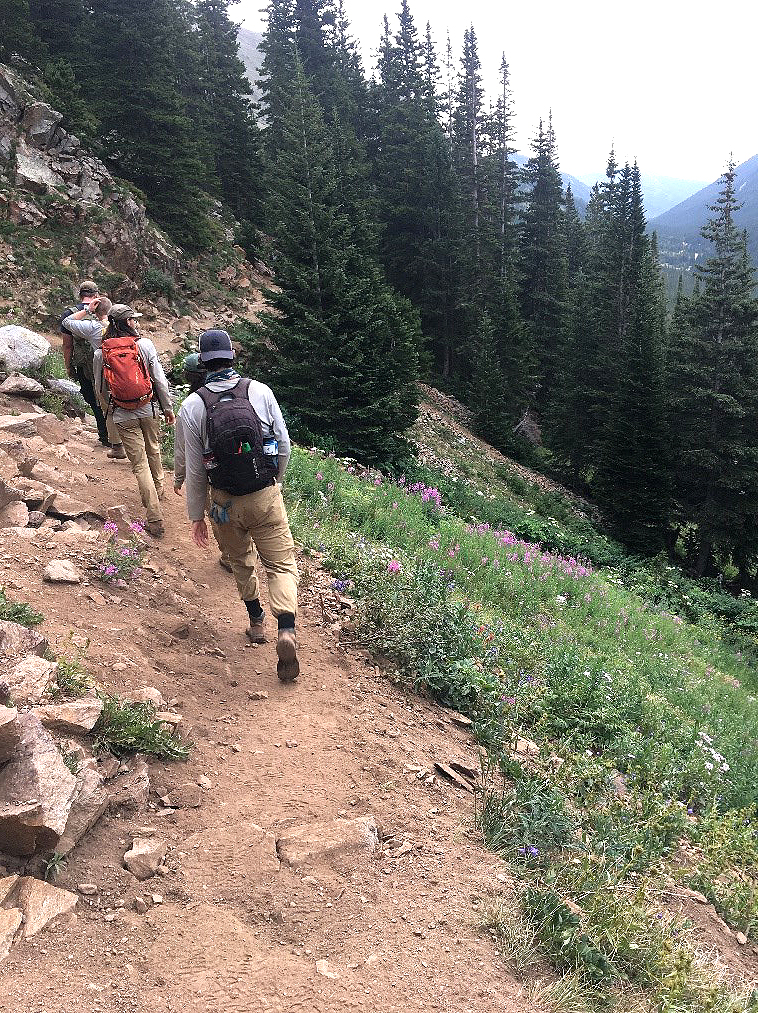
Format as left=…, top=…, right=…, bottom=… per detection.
left=0, top=706, right=20, bottom=763
left=12, top=478, right=56, bottom=512
left=32, top=694, right=103, bottom=735
left=48, top=493, right=97, bottom=520
left=0, top=477, right=23, bottom=510
left=0, top=907, right=23, bottom=963
left=15, top=877, right=77, bottom=938
left=123, top=687, right=164, bottom=708
left=4, top=655, right=57, bottom=707
left=0, top=714, right=77, bottom=856
left=0, top=621, right=48, bottom=662
left=0, top=501, right=28, bottom=528
left=33, top=415, right=68, bottom=445
left=56, top=766, right=108, bottom=857
left=45, top=377, right=80, bottom=397
left=14, top=138, right=65, bottom=194
left=0, top=326, right=51, bottom=371
left=21, top=101, right=63, bottom=149
left=276, top=816, right=380, bottom=869
left=123, top=837, right=167, bottom=880
left=0, top=374, right=44, bottom=399
left=26, top=510, right=45, bottom=528
left=43, top=559, right=81, bottom=584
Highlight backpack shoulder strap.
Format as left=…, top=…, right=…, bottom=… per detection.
left=197, top=378, right=248, bottom=410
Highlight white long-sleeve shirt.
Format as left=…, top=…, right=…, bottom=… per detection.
left=177, top=371, right=291, bottom=522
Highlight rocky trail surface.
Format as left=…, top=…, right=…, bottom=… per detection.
left=0, top=375, right=534, bottom=1011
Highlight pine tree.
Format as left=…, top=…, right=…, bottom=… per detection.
left=194, top=0, right=263, bottom=245
left=518, top=114, right=566, bottom=412
left=254, top=52, right=420, bottom=462
left=88, top=0, right=212, bottom=250
left=669, top=162, right=758, bottom=578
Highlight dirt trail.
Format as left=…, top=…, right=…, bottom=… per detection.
left=0, top=385, right=535, bottom=1010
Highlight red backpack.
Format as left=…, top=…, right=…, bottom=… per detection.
left=102, top=336, right=154, bottom=410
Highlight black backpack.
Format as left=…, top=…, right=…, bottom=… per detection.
left=60, top=305, right=81, bottom=335
left=197, top=378, right=278, bottom=496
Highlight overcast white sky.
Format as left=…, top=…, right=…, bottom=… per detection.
left=230, top=0, right=753, bottom=183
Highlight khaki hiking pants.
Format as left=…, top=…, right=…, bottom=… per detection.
left=116, top=417, right=164, bottom=524
left=97, top=390, right=122, bottom=446
left=209, top=483, right=299, bottom=618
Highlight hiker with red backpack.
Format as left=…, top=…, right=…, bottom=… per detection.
left=93, top=304, right=175, bottom=538
left=177, top=329, right=300, bottom=682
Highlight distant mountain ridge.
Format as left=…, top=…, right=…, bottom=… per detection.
left=577, top=170, right=708, bottom=219
left=651, top=154, right=758, bottom=295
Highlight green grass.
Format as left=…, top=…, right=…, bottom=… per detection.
left=0, top=588, right=44, bottom=626
left=282, top=444, right=758, bottom=1010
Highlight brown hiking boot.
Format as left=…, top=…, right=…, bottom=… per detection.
left=276, top=629, right=299, bottom=683
left=107, top=443, right=127, bottom=460
left=246, top=619, right=266, bottom=644
left=145, top=520, right=165, bottom=538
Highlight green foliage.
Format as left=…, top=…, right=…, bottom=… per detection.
left=93, top=696, right=189, bottom=760
left=141, top=267, right=176, bottom=300
left=42, top=852, right=67, bottom=882
left=0, top=588, right=44, bottom=627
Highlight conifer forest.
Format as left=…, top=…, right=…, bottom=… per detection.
left=4, top=0, right=758, bottom=585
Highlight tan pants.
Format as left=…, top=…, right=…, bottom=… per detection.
left=117, top=417, right=164, bottom=524
left=210, top=483, right=298, bottom=618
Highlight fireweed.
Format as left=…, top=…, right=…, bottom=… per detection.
left=98, top=521, right=147, bottom=584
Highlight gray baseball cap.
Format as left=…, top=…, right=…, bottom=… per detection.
left=109, top=303, right=143, bottom=321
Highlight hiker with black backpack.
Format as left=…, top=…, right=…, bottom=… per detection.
left=62, top=295, right=126, bottom=459
left=60, top=281, right=117, bottom=450
left=177, top=329, right=300, bottom=682
left=93, top=304, right=175, bottom=538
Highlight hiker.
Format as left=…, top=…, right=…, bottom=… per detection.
left=61, top=296, right=126, bottom=459
left=177, top=329, right=300, bottom=682
left=61, top=281, right=117, bottom=450
left=93, top=304, right=175, bottom=538
left=173, top=352, right=232, bottom=572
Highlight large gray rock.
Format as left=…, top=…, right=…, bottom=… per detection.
left=276, top=816, right=380, bottom=869
left=0, top=477, right=23, bottom=510
left=56, top=765, right=108, bottom=857
left=0, top=713, right=77, bottom=856
left=32, top=694, right=102, bottom=734
left=13, top=477, right=56, bottom=512
left=0, top=907, right=23, bottom=963
left=46, top=377, right=81, bottom=397
left=4, top=655, right=57, bottom=707
left=0, top=501, right=28, bottom=528
left=21, top=101, right=62, bottom=149
left=0, top=621, right=48, bottom=662
left=14, top=138, right=64, bottom=194
left=0, top=705, right=19, bottom=763
left=0, top=325, right=51, bottom=371
left=0, top=374, right=44, bottom=399
left=43, top=559, right=81, bottom=584
left=14, top=877, right=77, bottom=938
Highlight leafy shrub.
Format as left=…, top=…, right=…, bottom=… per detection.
left=141, top=267, right=176, bottom=300
left=93, top=696, right=188, bottom=760
left=0, top=588, right=44, bottom=626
